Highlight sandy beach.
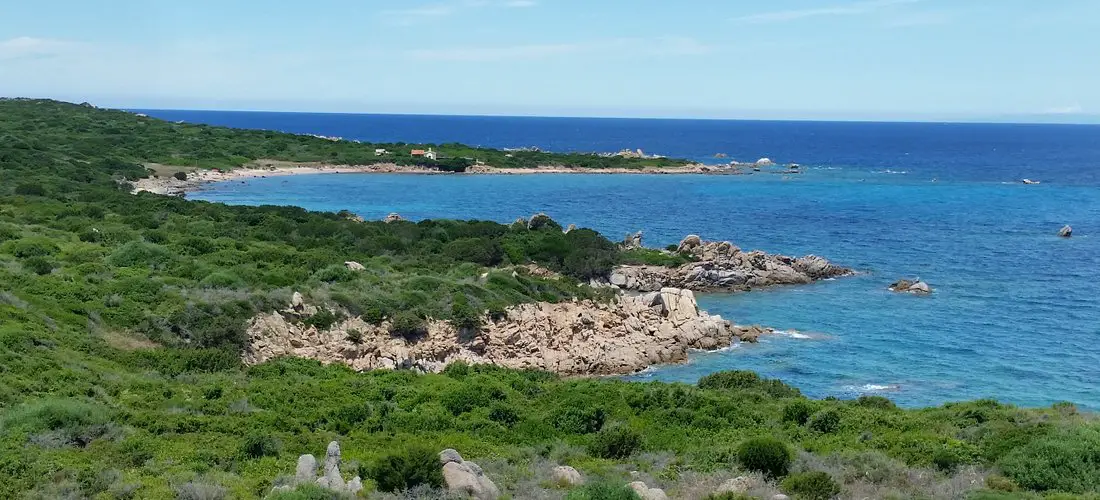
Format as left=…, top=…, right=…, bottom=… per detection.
left=131, top=160, right=726, bottom=196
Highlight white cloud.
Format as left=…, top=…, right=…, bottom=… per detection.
left=383, top=0, right=535, bottom=21
left=0, top=37, right=77, bottom=61
left=1042, top=104, right=1084, bottom=115
left=406, top=37, right=712, bottom=62
left=732, top=0, right=921, bottom=24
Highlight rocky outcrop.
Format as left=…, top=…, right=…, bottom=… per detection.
left=611, top=236, right=851, bottom=293
left=622, top=231, right=644, bottom=250
left=890, top=279, right=932, bottom=294
left=439, top=449, right=499, bottom=500
left=552, top=466, right=584, bottom=486
left=628, top=481, right=669, bottom=500
left=383, top=212, right=405, bottom=223
left=344, top=261, right=365, bottom=271
left=1059, top=225, right=1073, bottom=238
left=245, top=287, right=759, bottom=376
left=273, top=441, right=362, bottom=495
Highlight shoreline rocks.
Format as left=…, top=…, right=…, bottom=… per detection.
left=889, top=279, right=932, bottom=294
left=610, top=236, right=852, bottom=293
left=244, top=287, right=765, bottom=376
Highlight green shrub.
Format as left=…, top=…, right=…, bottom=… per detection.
left=931, top=447, right=965, bottom=472
left=14, top=182, right=47, bottom=196
left=998, top=426, right=1100, bottom=493
left=108, top=241, right=172, bottom=268
left=783, top=400, right=814, bottom=425
left=240, top=433, right=281, bottom=459
left=22, top=256, right=54, bottom=275
left=368, top=446, right=444, bottom=493
left=984, top=475, right=1018, bottom=492
left=564, top=482, right=641, bottom=500
left=588, top=425, right=643, bottom=459
left=173, top=171, right=188, bottom=181
left=855, top=395, right=896, bottom=410
left=3, top=237, right=59, bottom=258
left=450, top=292, right=482, bottom=330
left=698, top=370, right=801, bottom=398
left=807, top=409, right=841, bottom=434
left=736, top=436, right=792, bottom=478
left=554, top=406, right=607, bottom=434
left=268, top=483, right=349, bottom=499
left=363, top=306, right=385, bottom=325
left=390, top=311, right=427, bottom=341
left=303, top=308, right=341, bottom=330
left=780, top=471, right=841, bottom=500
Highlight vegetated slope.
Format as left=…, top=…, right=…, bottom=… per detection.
left=0, top=98, right=1097, bottom=499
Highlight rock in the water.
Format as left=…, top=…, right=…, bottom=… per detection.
left=622, top=231, right=644, bottom=250
left=1059, top=225, right=1073, bottom=238
left=295, top=454, right=318, bottom=483
left=756, top=157, right=775, bottom=166
left=908, top=281, right=932, bottom=294
left=551, top=465, right=583, bottom=486
left=442, top=459, right=500, bottom=500
left=383, top=212, right=405, bottom=223
left=891, top=279, right=931, bottom=294
left=344, top=261, right=365, bottom=271
left=628, top=481, right=669, bottom=500
left=612, top=236, right=850, bottom=293
left=716, top=476, right=753, bottom=494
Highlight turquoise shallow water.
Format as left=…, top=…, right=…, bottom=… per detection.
left=192, top=172, right=1100, bottom=409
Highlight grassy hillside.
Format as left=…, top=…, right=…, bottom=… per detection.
left=0, top=99, right=1097, bottom=499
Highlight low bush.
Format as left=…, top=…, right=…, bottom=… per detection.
left=172, top=172, right=188, bottom=181
left=554, top=405, right=607, bottom=434
left=736, top=436, right=792, bottom=478
left=564, top=482, right=641, bottom=500
left=997, top=426, right=1100, bottom=493
left=698, top=370, right=801, bottom=398
left=781, top=471, right=841, bottom=500
left=240, top=433, right=282, bottom=459
left=783, top=400, right=814, bottom=425
left=855, top=395, right=897, bottom=410
left=588, top=425, right=643, bottom=459
left=368, top=446, right=444, bottom=493
left=390, top=311, right=428, bottom=341
left=807, top=409, right=841, bottom=434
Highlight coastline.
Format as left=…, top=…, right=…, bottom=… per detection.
left=131, top=160, right=733, bottom=196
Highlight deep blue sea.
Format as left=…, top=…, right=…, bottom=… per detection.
left=142, top=109, right=1100, bottom=409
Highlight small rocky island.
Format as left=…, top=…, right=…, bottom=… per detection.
left=611, top=234, right=852, bottom=292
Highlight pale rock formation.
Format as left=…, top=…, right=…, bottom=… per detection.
left=628, top=481, right=669, bottom=500
left=245, top=286, right=757, bottom=375
left=344, top=261, right=365, bottom=271
left=716, top=476, right=755, bottom=494
left=290, top=292, right=305, bottom=312
left=527, top=212, right=555, bottom=230
left=275, top=441, right=361, bottom=495
left=890, top=279, right=932, bottom=294
left=773, top=495, right=791, bottom=500
left=622, top=231, right=644, bottom=250
left=551, top=465, right=584, bottom=486
left=439, top=449, right=499, bottom=500
left=756, top=158, right=775, bottom=166
left=1059, top=225, right=1073, bottom=238
left=565, top=224, right=577, bottom=234
left=611, top=237, right=850, bottom=293
left=383, top=212, right=405, bottom=223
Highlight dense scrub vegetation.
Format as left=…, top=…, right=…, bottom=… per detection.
left=0, top=99, right=1098, bottom=498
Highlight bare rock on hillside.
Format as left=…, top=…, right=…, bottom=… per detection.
left=628, top=481, right=669, bottom=500
left=344, top=261, right=365, bottom=271
left=551, top=465, right=584, bottom=486
left=622, top=231, right=644, bottom=250
left=383, top=212, right=405, bottom=223
left=244, top=286, right=762, bottom=376
left=439, top=450, right=499, bottom=500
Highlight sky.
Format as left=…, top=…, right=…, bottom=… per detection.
left=1, top=0, right=1099, bottom=122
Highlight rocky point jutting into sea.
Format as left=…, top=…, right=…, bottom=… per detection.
left=245, top=227, right=851, bottom=376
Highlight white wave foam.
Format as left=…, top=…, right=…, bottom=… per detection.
left=780, top=329, right=813, bottom=339
left=847, top=383, right=901, bottom=393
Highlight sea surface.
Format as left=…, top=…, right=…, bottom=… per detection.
left=143, top=109, right=1100, bottom=409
